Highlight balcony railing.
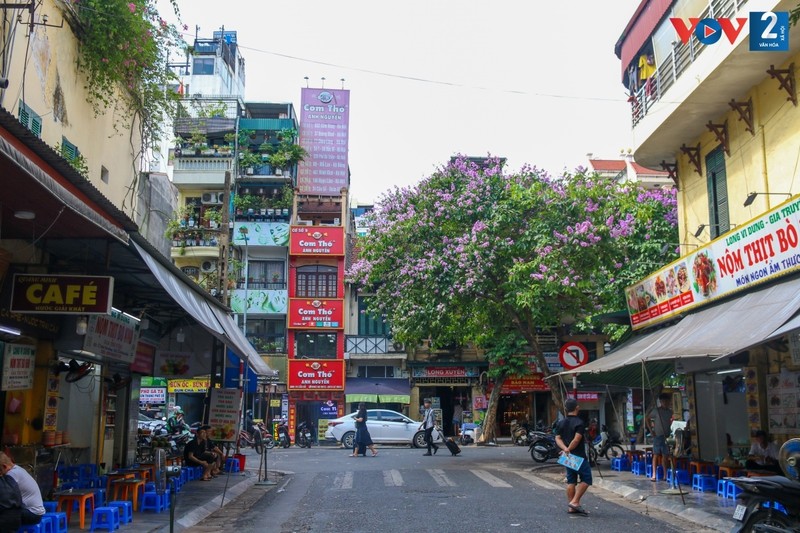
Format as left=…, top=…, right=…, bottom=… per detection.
left=630, top=0, right=746, bottom=127
left=173, top=156, right=232, bottom=172
left=345, top=335, right=390, bottom=354
left=247, top=334, right=286, bottom=354
left=237, top=280, right=286, bottom=290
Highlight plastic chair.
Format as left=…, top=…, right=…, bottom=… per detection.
left=89, top=506, right=120, bottom=532
left=106, top=501, right=132, bottom=525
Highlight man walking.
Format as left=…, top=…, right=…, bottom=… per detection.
left=648, top=393, right=673, bottom=482
left=419, top=398, right=439, bottom=456
left=555, top=398, right=592, bottom=516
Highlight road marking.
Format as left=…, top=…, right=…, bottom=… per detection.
left=471, top=469, right=512, bottom=488
left=383, top=469, right=404, bottom=486
left=333, top=471, right=353, bottom=489
left=512, top=470, right=562, bottom=490
left=428, top=469, right=456, bottom=487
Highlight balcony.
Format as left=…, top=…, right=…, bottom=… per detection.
left=628, top=0, right=800, bottom=166
left=345, top=336, right=408, bottom=358
left=169, top=228, right=224, bottom=258
left=172, top=155, right=233, bottom=187
left=247, top=334, right=287, bottom=354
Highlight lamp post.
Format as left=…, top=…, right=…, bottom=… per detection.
left=237, top=226, right=250, bottom=455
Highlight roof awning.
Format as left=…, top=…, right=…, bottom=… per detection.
left=345, top=378, right=411, bottom=404
left=558, top=275, right=800, bottom=385
left=132, top=239, right=273, bottom=377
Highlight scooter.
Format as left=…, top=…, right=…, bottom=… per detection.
left=276, top=420, right=291, bottom=448
left=296, top=421, right=313, bottom=448
left=729, top=438, right=800, bottom=533
left=510, top=419, right=531, bottom=446
left=592, top=425, right=626, bottom=461
left=529, top=432, right=560, bottom=463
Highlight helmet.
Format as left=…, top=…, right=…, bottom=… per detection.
left=246, top=409, right=253, bottom=417
left=173, top=406, right=183, bottom=415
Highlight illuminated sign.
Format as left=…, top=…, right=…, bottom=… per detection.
left=287, top=359, right=345, bottom=390
left=10, top=274, right=113, bottom=314
left=297, top=88, right=350, bottom=195
left=289, top=226, right=344, bottom=255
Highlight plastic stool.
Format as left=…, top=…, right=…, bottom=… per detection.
left=717, top=479, right=727, bottom=497
left=631, top=461, right=646, bottom=476
left=667, top=469, right=690, bottom=485
left=107, top=501, right=132, bottom=525
left=18, top=523, right=44, bottom=533
left=92, top=488, right=106, bottom=507
left=726, top=482, right=743, bottom=499
left=692, top=474, right=716, bottom=492
left=224, top=458, right=240, bottom=473
left=43, top=502, right=57, bottom=513
left=43, top=512, right=67, bottom=533
left=89, top=506, right=120, bottom=532
left=611, top=457, right=629, bottom=472
left=186, top=466, right=196, bottom=481
left=646, top=464, right=664, bottom=480
left=180, top=468, right=189, bottom=485
left=140, top=491, right=164, bottom=513
left=193, top=466, right=204, bottom=479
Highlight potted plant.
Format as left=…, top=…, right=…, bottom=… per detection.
left=239, top=150, right=261, bottom=175
left=259, top=196, right=270, bottom=215
left=268, top=129, right=308, bottom=175
left=243, top=195, right=259, bottom=215
left=189, top=130, right=207, bottom=154
left=203, top=208, right=223, bottom=229
left=233, top=194, right=248, bottom=217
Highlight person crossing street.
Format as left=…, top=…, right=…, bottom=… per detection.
left=419, top=398, right=439, bottom=456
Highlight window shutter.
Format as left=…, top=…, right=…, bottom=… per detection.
left=18, top=105, right=29, bottom=128
left=30, top=116, right=42, bottom=138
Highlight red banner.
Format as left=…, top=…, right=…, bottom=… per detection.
left=287, top=359, right=345, bottom=390
left=289, top=226, right=345, bottom=256
left=10, top=274, right=113, bottom=314
left=500, top=374, right=550, bottom=392
left=287, top=298, right=344, bottom=329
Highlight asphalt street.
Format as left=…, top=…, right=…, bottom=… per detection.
left=184, top=444, right=719, bottom=533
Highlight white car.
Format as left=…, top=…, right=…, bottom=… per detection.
left=138, top=412, right=166, bottom=433
left=324, top=409, right=442, bottom=448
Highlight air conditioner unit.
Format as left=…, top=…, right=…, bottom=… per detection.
left=392, top=341, right=405, bottom=352
left=201, top=192, right=223, bottom=205
left=200, top=260, right=217, bottom=273
left=297, top=220, right=313, bottom=226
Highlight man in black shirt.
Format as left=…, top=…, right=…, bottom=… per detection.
left=184, top=428, right=214, bottom=481
left=555, top=398, right=592, bottom=516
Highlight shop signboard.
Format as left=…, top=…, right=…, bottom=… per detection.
left=2, top=344, right=35, bottom=391
left=168, top=378, right=210, bottom=393
left=208, top=388, right=239, bottom=442
left=412, top=366, right=480, bottom=378
left=287, top=298, right=344, bottom=329
left=139, top=387, right=166, bottom=404
left=130, top=340, right=156, bottom=374
left=82, top=311, right=139, bottom=363
left=297, top=87, right=350, bottom=195
left=500, top=374, right=550, bottom=393
left=289, top=226, right=345, bottom=256
left=154, top=350, right=207, bottom=377
left=627, top=195, right=800, bottom=329
left=10, top=274, right=114, bottom=314
left=287, top=359, right=345, bottom=390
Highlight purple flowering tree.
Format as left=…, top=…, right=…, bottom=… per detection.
left=348, top=156, right=677, bottom=442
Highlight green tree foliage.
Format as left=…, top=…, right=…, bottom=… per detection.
left=348, top=156, right=677, bottom=440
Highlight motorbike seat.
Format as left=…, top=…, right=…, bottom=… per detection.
left=733, top=475, right=800, bottom=496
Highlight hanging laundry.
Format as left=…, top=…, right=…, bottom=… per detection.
left=638, top=54, right=656, bottom=80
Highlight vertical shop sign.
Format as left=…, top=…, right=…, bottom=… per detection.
left=2, top=344, right=36, bottom=391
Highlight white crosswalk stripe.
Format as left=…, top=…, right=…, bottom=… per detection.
left=511, top=470, right=562, bottom=490
left=471, top=469, right=513, bottom=488
left=383, top=469, right=404, bottom=486
left=428, top=469, right=456, bottom=487
left=333, top=470, right=353, bottom=489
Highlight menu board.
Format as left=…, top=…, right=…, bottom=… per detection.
left=766, top=370, right=800, bottom=435
left=208, top=388, right=240, bottom=442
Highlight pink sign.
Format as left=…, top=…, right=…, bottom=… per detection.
left=297, top=88, right=350, bottom=195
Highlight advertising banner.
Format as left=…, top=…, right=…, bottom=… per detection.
left=130, top=340, right=156, bottom=374
left=230, top=289, right=288, bottom=315
left=287, top=359, right=345, bottom=390
left=208, top=388, right=240, bottom=442
left=2, top=344, right=36, bottom=391
left=154, top=350, right=207, bottom=377
left=297, top=88, right=350, bottom=195
left=167, top=378, right=210, bottom=393
left=287, top=298, right=344, bottom=329
left=627, top=196, right=800, bottom=329
left=289, top=226, right=345, bottom=256
left=10, top=274, right=113, bottom=314
left=232, top=221, right=290, bottom=247
left=82, top=312, right=139, bottom=363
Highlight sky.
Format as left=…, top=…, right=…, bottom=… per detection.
left=162, top=1, right=642, bottom=204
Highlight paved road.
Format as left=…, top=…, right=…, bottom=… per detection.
left=186, top=444, right=718, bottom=533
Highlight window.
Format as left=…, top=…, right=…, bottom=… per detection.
left=181, top=266, right=200, bottom=279
left=357, top=297, right=389, bottom=336
left=61, top=137, right=79, bottom=159
left=356, top=366, right=395, bottom=378
left=193, top=57, right=215, bottom=75
left=246, top=318, right=286, bottom=353
left=18, top=101, right=42, bottom=137
left=295, top=332, right=337, bottom=359
left=296, top=265, right=338, bottom=298
left=246, top=260, right=285, bottom=289
left=705, top=147, right=730, bottom=238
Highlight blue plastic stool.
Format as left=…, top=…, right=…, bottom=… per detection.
left=726, top=482, right=743, bottom=499
left=646, top=464, right=664, bottom=480
left=180, top=467, right=189, bottom=484
left=611, top=457, right=629, bottom=472
left=145, top=482, right=156, bottom=492
left=186, top=466, right=196, bottom=481
left=717, top=479, right=727, bottom=497
left=692, top=474, right=716, bottom=492
left=92, top=488, right=106, bottom=507
left=89, top=506, right=120, bottom=532
left=42, top=502, right=57, bottom=513
left=140, top=491, right=164, bottom=513
left=667, top=469, right=690, bottom=485
left=224, top=458, right=240, bottom=473
left=194, top=466, right=204, bottom=479
left=631, top=460, right=646, bottom=476
left=18, top=521, right=47, bottom=533
left=107, top=501, right=132, bottom=525
left=43, top=512, right=67, bottom=533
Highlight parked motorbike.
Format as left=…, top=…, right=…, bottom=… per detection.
left=529, top=432, right=560, bottom=463
left=238, top=426, right=264, bottom=454
left=729, top=438, right=800, bottom=533
left=510, top=419, right=532, bottom=446
left=296, top=421, right=314, bottom=448
left=257, top=421, right=275, bottom=449
left=592, top=425, right=626, bottom=461
left=276, top=419, right=291, bottom=448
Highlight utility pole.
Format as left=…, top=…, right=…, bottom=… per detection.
left=219, top=170, right=232, bottom=306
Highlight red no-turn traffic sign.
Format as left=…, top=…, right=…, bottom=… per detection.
left=559, top=342, right=589, bottom=370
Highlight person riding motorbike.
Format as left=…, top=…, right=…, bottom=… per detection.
left=244, top=409, right=256, bottom=435
left=167, top=406, right=191, bottom=435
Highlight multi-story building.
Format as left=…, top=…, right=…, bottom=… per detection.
left=584, top=0, right=800, bottom=459
left=586, top=154, right=672, bottom=190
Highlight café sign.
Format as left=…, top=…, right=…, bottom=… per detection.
left=627, top=195, right=800, bottom=329
left=289, top=226, right=344, bottom=255
left=10, top=274, right=113, bottom=314
left=287, top=298, right=343, bottom=329
left=287, top=359, right=345, bottom=390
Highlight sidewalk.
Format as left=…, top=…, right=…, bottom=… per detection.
left=533, top=459, right=739, bottom=532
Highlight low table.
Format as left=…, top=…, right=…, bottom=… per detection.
left=54, top=489, right=95, bottom=529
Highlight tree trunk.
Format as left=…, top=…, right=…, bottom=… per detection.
left=477, top=373, right=505, bottom=444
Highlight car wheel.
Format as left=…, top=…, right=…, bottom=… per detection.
left=413, top=431, right=427, bottom=449
left=342, top=431, right=356, bottom=449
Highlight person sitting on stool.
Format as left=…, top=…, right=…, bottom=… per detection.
left=745, top=430, right=782, bottom=475
left=0, top=452, right=43, bottom=525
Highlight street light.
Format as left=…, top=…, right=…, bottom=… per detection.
left=694, top=223, right=738, bottom=238
left=743, top=191, right=792, bottom=207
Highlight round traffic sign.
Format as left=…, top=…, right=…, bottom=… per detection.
left=559, top=342, right=589, bottom=370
